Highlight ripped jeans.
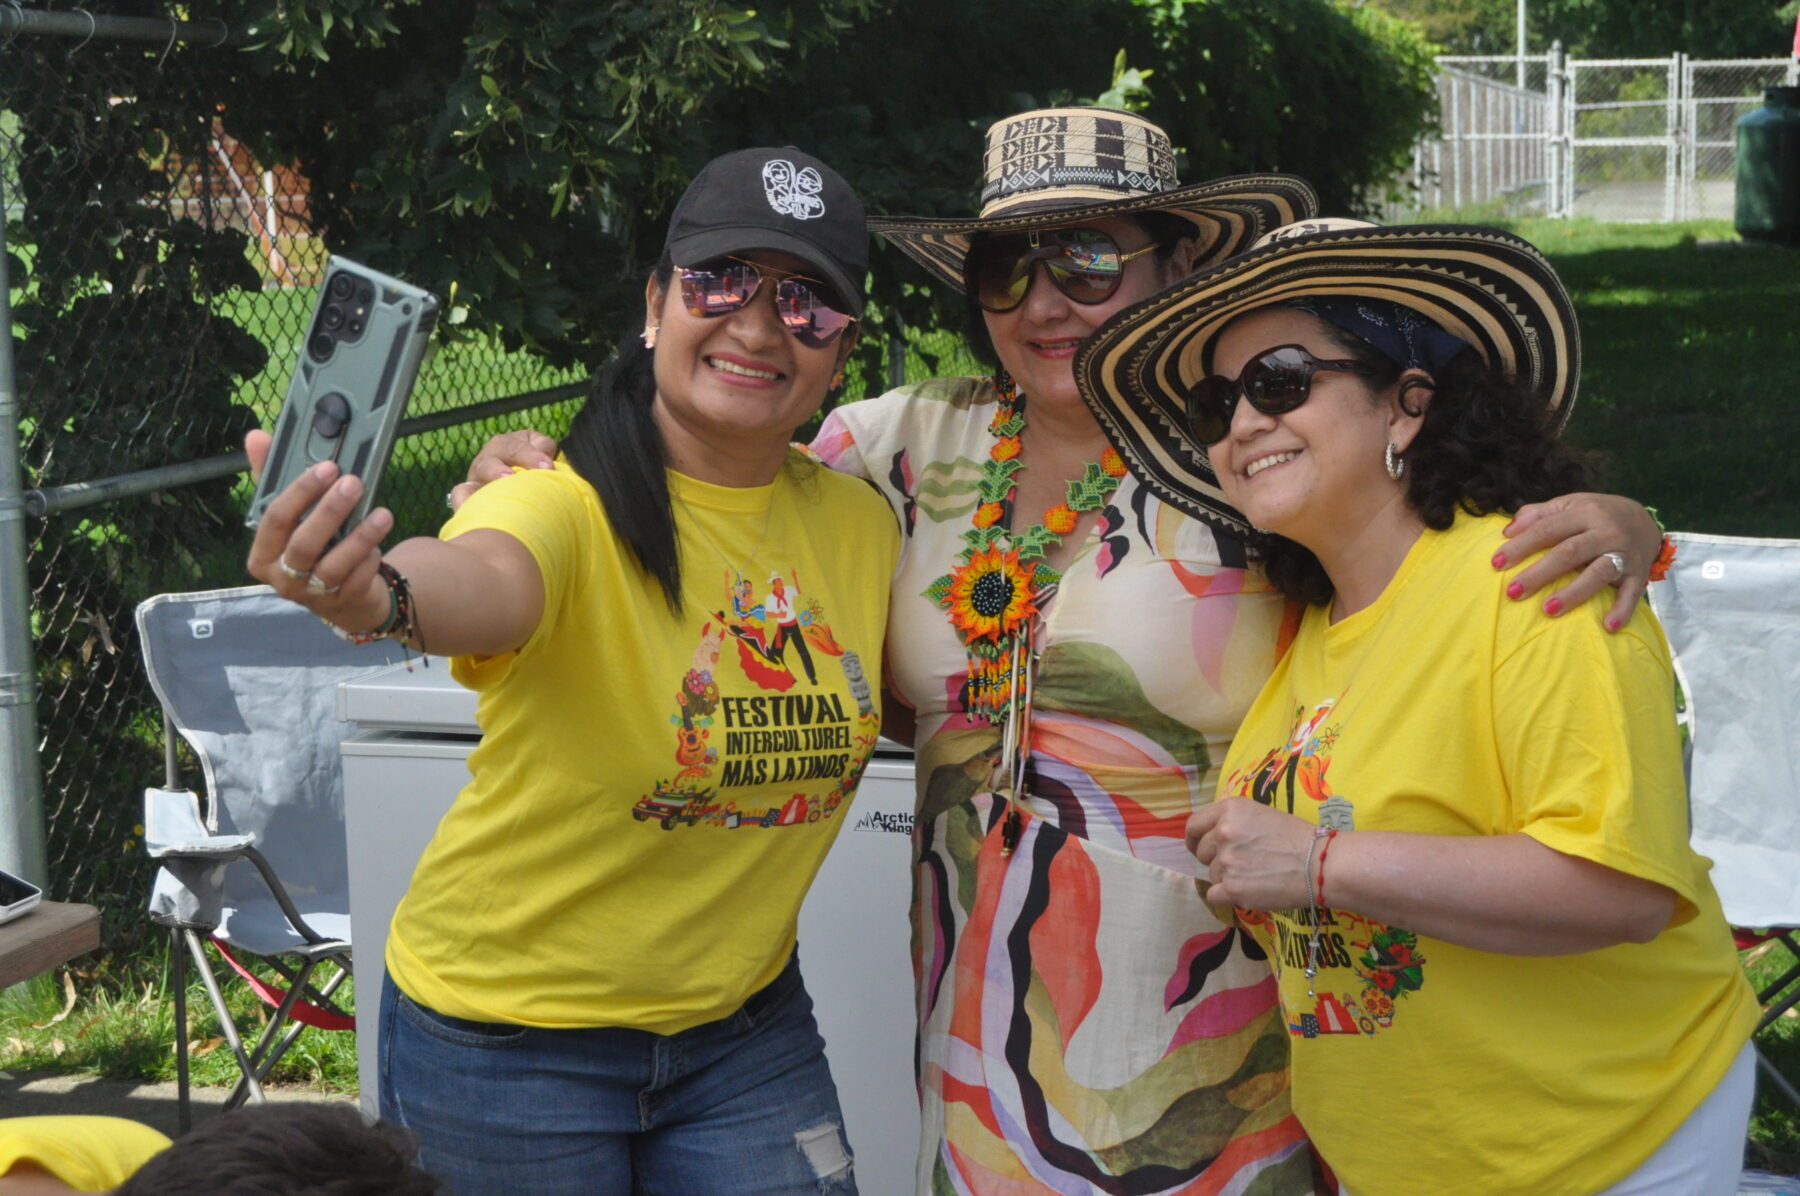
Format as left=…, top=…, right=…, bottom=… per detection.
left=379, top=953, right=857, bottom=1195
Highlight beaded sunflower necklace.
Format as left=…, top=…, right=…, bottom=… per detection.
left=924, top=372, right=1126, bottom=724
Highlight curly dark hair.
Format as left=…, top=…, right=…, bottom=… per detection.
left=1256, top=316, right=1591, bottom=605
left=960, top=212, right=1199, bottom=370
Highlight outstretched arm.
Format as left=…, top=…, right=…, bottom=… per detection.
left=1494, top=493, right=1663, bottom=632
left=245, top=433, right=543, bottom=657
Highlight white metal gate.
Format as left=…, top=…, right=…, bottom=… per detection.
left=1683, top=57, right=1800, bottom=221
left=1391, top=50, right=1800, bottom=223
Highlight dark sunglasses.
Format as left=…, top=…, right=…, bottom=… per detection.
left=967, top=227, right=1159, bottom=313
left=1187, top=344, right=1382, bottom=445
left=675, top=257, right=858, bottom=349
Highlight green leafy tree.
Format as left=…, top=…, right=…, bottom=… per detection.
left=3, top=27, right=268, bottom=917
left=1369, top=0, right=1796, bottom=57
left=198, top=0, right=1436, bottom=380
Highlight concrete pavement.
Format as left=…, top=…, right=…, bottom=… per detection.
left=0, top=1069, right=353, bottom=1135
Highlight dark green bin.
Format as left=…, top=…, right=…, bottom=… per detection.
left=1737, top=85, right=1800, bottom=246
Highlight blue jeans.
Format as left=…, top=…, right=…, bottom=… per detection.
left=378, top=954, right=857, bottom=1195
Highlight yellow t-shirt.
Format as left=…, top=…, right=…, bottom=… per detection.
left=1219, top=511, right=1756, bottom=1196
left=0, top=1116, right=171, bottom=1190
left=386, top=452, right=898, bottom=1033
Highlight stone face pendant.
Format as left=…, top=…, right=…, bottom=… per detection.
left=1319, top=795, right=1356, bottom=832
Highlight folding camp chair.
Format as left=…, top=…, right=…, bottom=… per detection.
left=1648, top=532, right=1800, bottom=1107
left=136, top=585, right=406, bottom=1130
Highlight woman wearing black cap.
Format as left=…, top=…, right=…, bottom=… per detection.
left=246, top=148, right=896, bottom=1194
left=1083, top=219, right=1755, bottom=1196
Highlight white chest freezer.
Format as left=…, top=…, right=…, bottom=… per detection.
left=338, top=659, right=919, bottom=1191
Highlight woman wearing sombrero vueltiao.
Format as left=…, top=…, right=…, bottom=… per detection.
left=458, top=110, right=1665, bottom=1193
left=1079, top=219, right=1756, bottom=1195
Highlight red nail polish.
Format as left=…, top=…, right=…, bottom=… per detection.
left=1544, top=597, right=1563, bottom=615
left=1506, top=582, right=1524, bottom=600
left=1605, top=617, right=1620, bottom=632
left=1491, top=552, right=1508, bottom=569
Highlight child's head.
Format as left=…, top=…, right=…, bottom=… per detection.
left=116, top=1103, right=440, bottom=1195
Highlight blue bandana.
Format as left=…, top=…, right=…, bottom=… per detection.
left=1286, top=297, right=1470, bottom=376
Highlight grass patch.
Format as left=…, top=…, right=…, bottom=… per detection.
left=1, top=940, right=358, bottom=1093
left=1746, top=940, right=1800, bottom=1173
left=1468, top=217, right=1800, bottom=538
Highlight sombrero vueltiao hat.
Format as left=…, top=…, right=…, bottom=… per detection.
left=868, top=107, right=1319, bottom=289
left=1075, top=218, right=1581, bottom=537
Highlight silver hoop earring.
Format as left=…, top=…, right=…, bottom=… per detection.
left=1385, top=441, right=1405, bottom=480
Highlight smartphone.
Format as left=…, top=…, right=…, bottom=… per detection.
left=0, top=867, right=43, bottom=925
left=245, top=257, right=441, bottom=535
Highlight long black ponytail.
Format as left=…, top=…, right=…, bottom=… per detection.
left=563, top=258, right=684, bottom=610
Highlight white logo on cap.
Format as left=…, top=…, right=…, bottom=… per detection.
left=762, top=159, right=825, bottom=220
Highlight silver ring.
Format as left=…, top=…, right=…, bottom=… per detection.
left=1602, top=551, right=1627, bottom=581
left=305, top=575, right=342, bottom=596
left=277, top=554, right=312, bottom=582
left=444, top=491, right=457, bottom=511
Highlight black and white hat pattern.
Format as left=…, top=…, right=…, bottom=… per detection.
left=1075, top=218, right=1582, bottom=536
left=869, top=107, right=1317, bottom=293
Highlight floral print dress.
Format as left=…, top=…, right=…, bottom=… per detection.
left=814, top=377, right=1316, bottom=1195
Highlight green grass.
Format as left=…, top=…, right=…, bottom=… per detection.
left=1745, top=940, right=1800, bottom=1172
left=1488, top=217, right=1800, bottom=538
left=1, top=941, right=358, bottom=1094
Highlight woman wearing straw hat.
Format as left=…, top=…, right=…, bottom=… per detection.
left=1080, top=218, right=1756, bottom=1196
left=457, top=110, right=1664, bottom=1193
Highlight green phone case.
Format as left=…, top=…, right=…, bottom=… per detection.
left=246, top=257, right=440, bottom=534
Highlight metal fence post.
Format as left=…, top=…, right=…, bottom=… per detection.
left=0, top=168, right=47, bottom=885
left=1666, top=53, right=1683, bottom=223
left=1555, top=44, right=1569, bottom=218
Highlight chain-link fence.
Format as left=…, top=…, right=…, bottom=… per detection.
left=1391, top=56, right=1557, bottom=218
left=0, top=19, right=984, bottom=953
left=1388, top=50, right=1800, bottom=222
left=1683, top=58, right=1800, bottom=222
left=0, top=22, right=589, bottom=946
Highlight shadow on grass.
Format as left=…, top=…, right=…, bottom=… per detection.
left=1518, top=231, right=1799, bottom=538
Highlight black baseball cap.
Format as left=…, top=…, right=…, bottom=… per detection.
left=664, top=147, right=868, bottom=317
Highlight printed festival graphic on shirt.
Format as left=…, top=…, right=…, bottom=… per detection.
left=632, top=566, right=879, bottom=832
left=1221, top=697, right=1427, bottom=1038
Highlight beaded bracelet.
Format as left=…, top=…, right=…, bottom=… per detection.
left=324, top=562, right=428, bottom=666
left=1643, top=507, right=1677, bottom=584
left=1648, top=535, right=1677, bottom=583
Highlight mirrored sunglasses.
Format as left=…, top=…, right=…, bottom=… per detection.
left=1187, top=344, right=1382, bottom=445
left=675, top=257, right=857, bottom=350
left=967, top=227, right=1159, bottom=313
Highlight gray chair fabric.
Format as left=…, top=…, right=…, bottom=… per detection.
left=1649, top=533, right=1800, bottom=930
left=139, top=585, right=406, bottom=950
left=1649, top=531, right=1800, bottom=1108
left=135, top=584, right=407, bottom=1122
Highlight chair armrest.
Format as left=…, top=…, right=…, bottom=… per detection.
left=143, top=787, right=256, bottom=860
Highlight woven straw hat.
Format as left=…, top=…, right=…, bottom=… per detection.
left=1075, top=218, right=1581, bottom=536
left=868, top=107, right=1318, bottom=290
